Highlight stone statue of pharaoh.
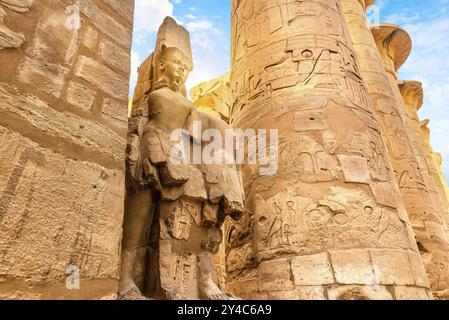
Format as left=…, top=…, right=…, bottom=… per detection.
left=119, top=18, right=244, bottom=300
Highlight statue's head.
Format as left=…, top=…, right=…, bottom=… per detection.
left=158, top=46, right=193, bottom=92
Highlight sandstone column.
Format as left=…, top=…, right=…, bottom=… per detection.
left=371, top=24, right=449, bottom=296
left=399, top=81, right=449, bottom=213
left=432, top=153, right=449, bottom=207
left=399, top=81, right=449, bottom=260
left=372, top=26, right=449, bottom=221
left=418, top=122, right=449, bottom=207
left=340, top=0, right=449, bottom=297
left=229, top=0, right=430, bottom=300
left=0, top=0, right=134, bottom=299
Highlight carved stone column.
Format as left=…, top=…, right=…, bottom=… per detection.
left=371, top=24, right=449, bottom=296
left=229, top=0, right=430, bottom=300
left=341, top=0, right=448, bottom=296
left=430, top=152, right=449, bottom=213
left=420, top=122, right=449, bottom=207
left=399, top=81, right=449, bottom=213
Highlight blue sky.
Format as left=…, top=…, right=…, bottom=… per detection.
left=130, top=0, right=449, bottom=180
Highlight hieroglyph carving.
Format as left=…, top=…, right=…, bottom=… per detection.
left=254, top=187, right=411, bottom=261
left=0, top=0, right=34, bottom=50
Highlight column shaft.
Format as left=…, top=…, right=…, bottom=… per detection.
left=341, top=0, right=449, bottom=295
left=228, top=0, right=429, bottom=300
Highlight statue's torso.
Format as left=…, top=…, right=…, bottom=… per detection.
left=147, top=87, right=195, bottom=134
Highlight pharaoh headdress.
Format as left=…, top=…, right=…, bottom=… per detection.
left=132, top=17, right=193, bottom=107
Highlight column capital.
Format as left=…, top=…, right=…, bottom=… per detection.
left=399, top=80, right=424, bottom=112
left=358, top=0, right=376, bottom=11
left=372, top=23, right=412, bottom=73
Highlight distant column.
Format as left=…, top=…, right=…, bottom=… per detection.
left=341, top=0, right=448, bottom=297
left=399, top=81, right=449, bottom=213
left=372, top=24, right=449, bottom=296
left=429, top=152, right=449, bottom=214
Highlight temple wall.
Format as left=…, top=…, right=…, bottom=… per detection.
left=0, top=0, right=134, bottom=299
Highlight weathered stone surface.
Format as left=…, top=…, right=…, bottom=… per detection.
left=76, top=0, right=132, bottom=48
left=394, top=287, right=431, bottom=300
left=0, top=0, right=34, bottom=13
left=74, top=56, right=128, bottom=100
left=268, top=287, right=326, bottom=300
left=433, top=290, right=449, bottom=300
left=227, top=0, right=429, bottom=300
left=99, top=38, right=130, bottom=74
left=409, top=252, right=431, bottom=288
left=102, top=0, right=134, bottom=24
left=0, top=0, right=133, bottom=300
left=0, top=0, right=447, bottom=301
left=225, top=278, right=261, bottom=300
left=258, top=259, right=294, bottom=292
left=422, top=250, right=449, bottom=293
left=226, top=243, right=253, bottom=274
left=66, top=81, right=95, bottom=112
left=191, top=73, right=232, bottom=122
left=0, top=23, right=24, bottom=49
left=0, top=83, right=126, bottom=168
left=369, top=182, right=400, bottom=208
left=291, top=253, right=334, bottom=286
left=121, top=17, right=244, bottom=301
left=0, top=125, right=125, bottom=298
left=330, top=250, right=375, bottom=285
left=327, top=285, right=393, bottom=300
left=297, top=287, right=326, bottom=300
left=17, top=1, right=80, bottom=98
left=401, top=81, right=449, bottom=229
left=0, top=1, right=30, bottom=50
left=369, top=249, right=415, bottom=286
left=102, top=98, right=128, bottom=130
left=82, top=26, right=98, bottom=51
left=337, top=155, right=370, bottom=184
left=431, top=152, right=449, bottom=208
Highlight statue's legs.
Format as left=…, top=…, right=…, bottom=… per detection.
left=119, top=188, right=154, bottom=298
left=150, top=199, right=231, bottom=300
left=198, top=252, right=229, bottom=300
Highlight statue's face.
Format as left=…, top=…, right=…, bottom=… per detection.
left=160, top=48, right=192, bottom=89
